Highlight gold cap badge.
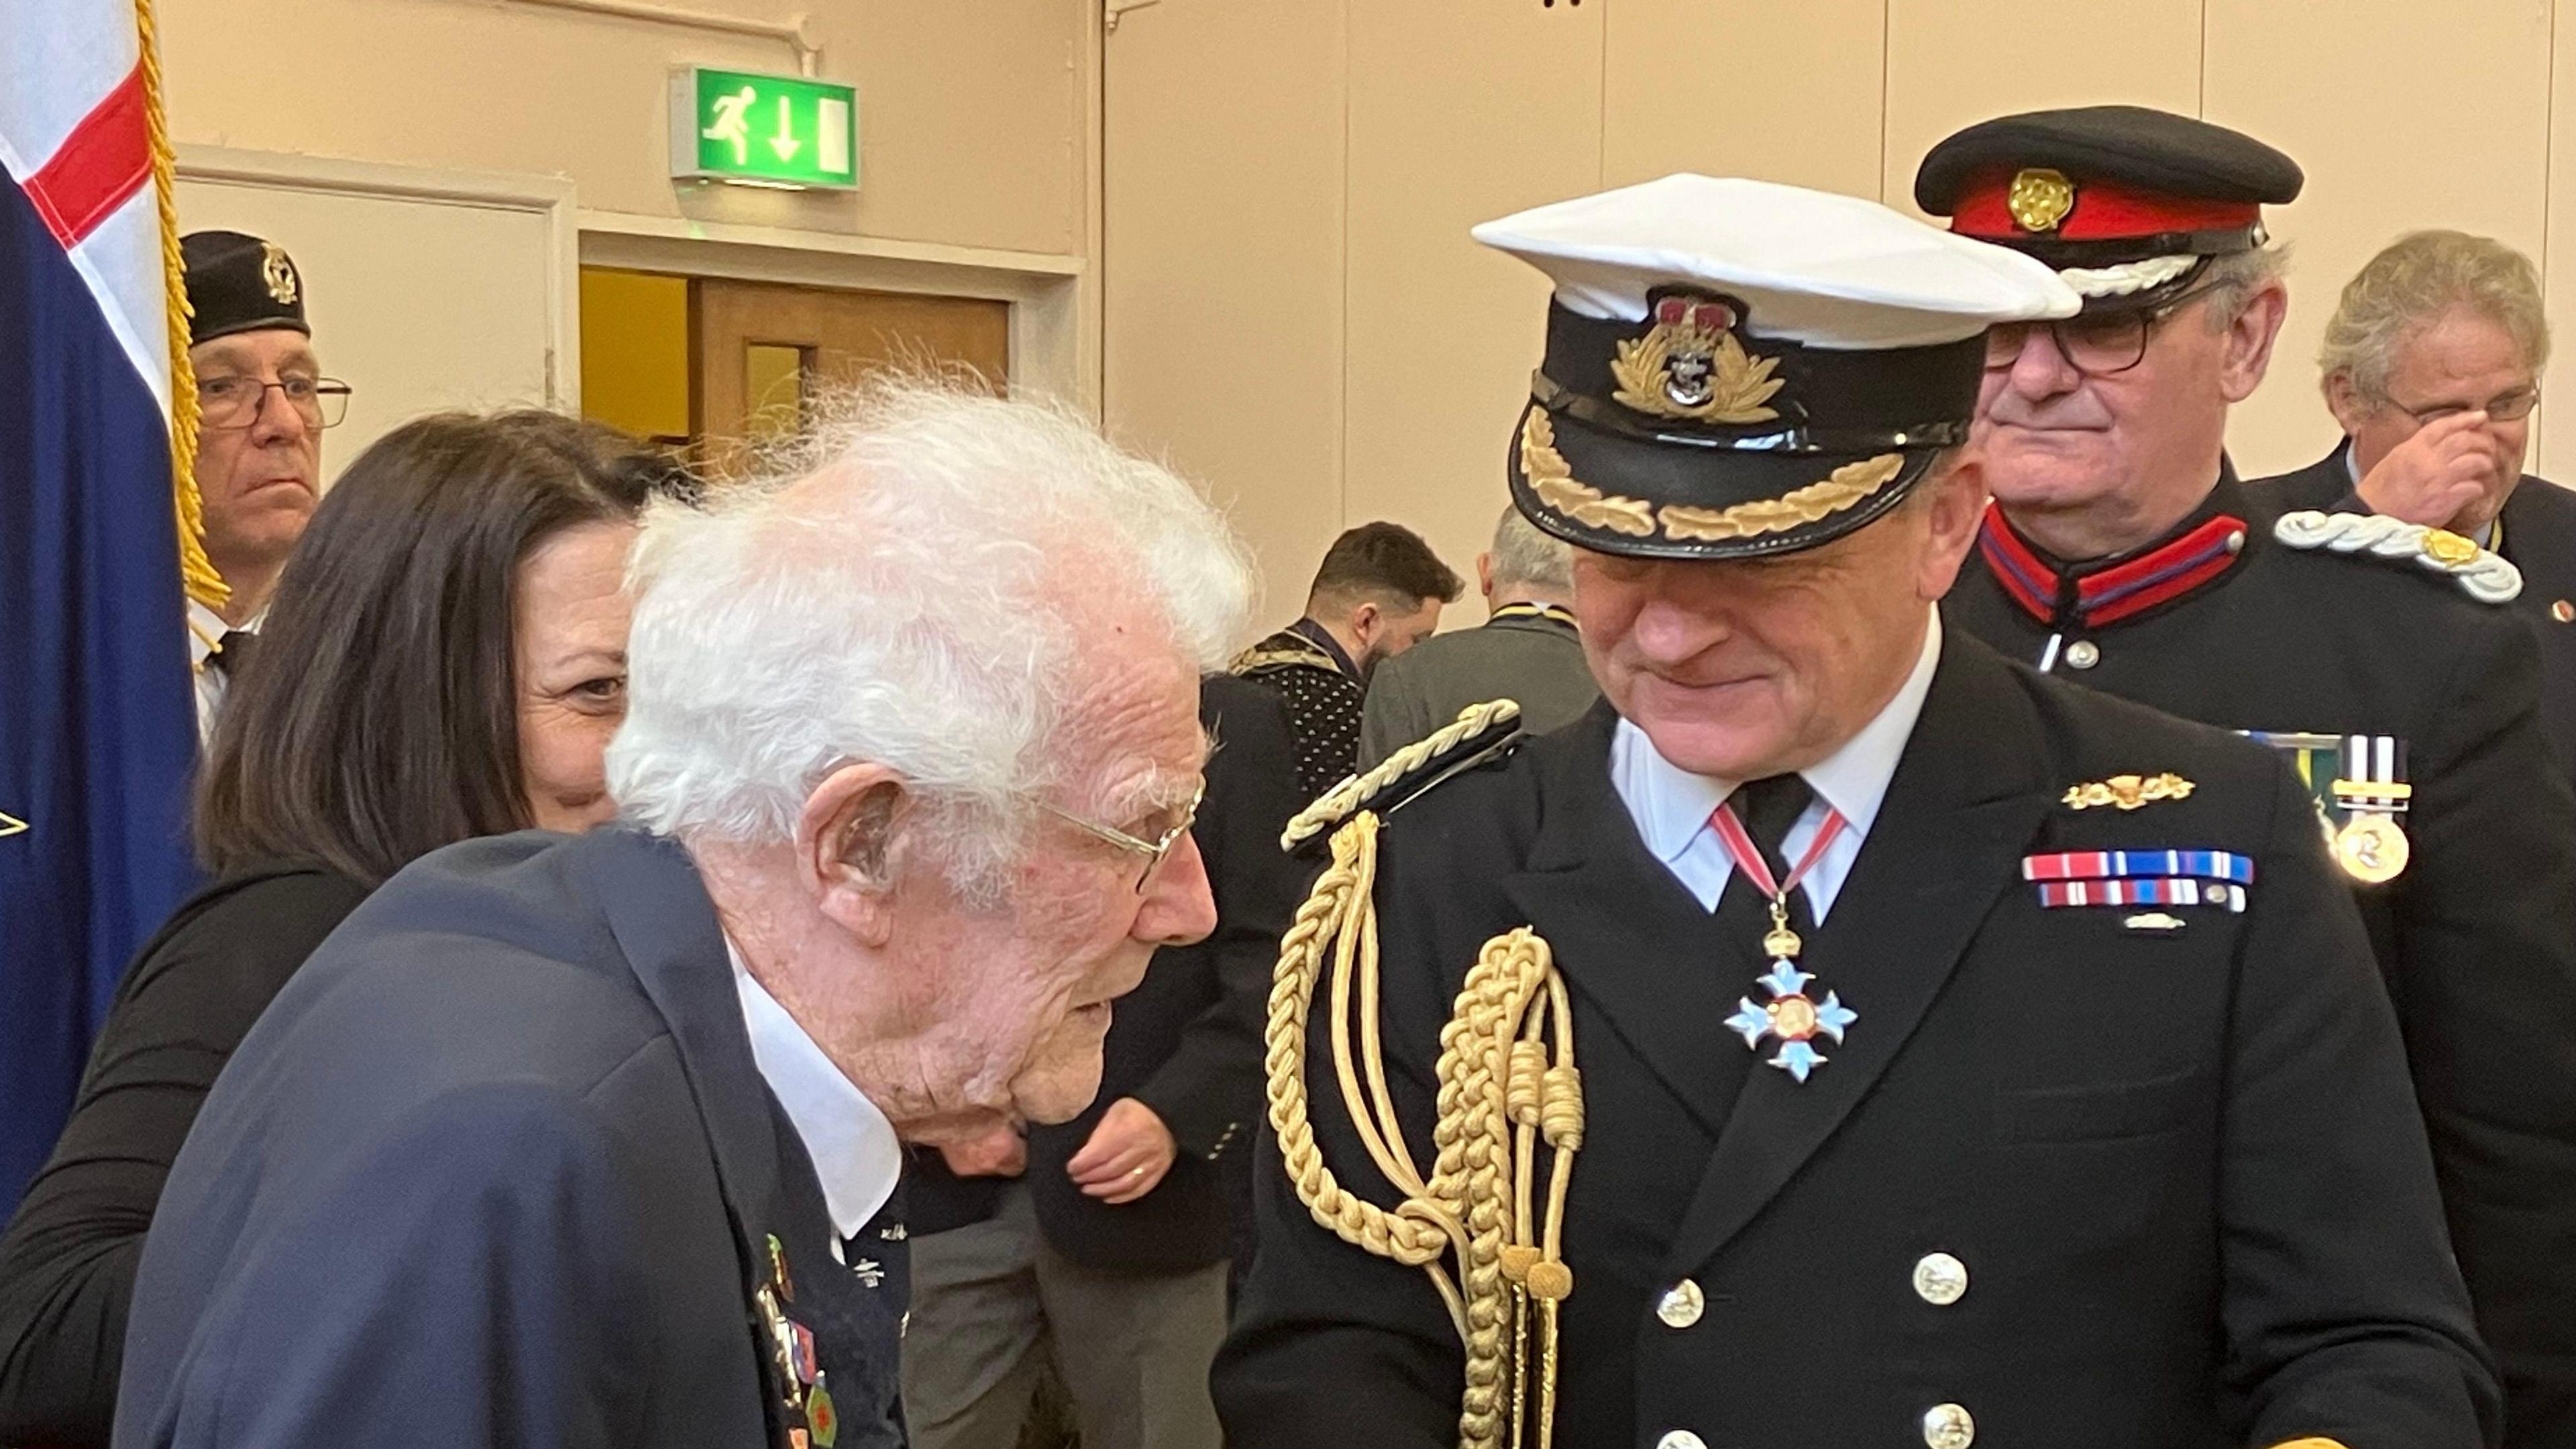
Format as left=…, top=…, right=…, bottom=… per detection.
left=260, top=241, right=299, bottom=306
left=2007, top=168, right=2076, bottom=233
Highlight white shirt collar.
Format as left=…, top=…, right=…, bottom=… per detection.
left=1617, top=607, right=1941, bottom=867
left=186, top=598, right=229, bottom=668
left=725, top=936, right=904, bottom=1238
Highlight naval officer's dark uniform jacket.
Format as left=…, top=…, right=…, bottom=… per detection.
left=1948, top=466, right=2576, bottom=1444
left=2257, top=444, right=2576, bottom=791
left=115, top=828, right=906, bottom=1449
left=1214, top=637, right=2497, bottom=1449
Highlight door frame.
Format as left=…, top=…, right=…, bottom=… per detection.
left=178, top=145, right=582, bottom=411
left=579, top=210, right=1092, bottom=408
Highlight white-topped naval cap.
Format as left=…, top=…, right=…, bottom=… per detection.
left=1473, top=173, right=2082, bottom=350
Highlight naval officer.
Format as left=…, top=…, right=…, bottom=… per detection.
left=1924, top=108, right=2576, bottom=1446
left=1214, top=174, right=2496, bottom=1449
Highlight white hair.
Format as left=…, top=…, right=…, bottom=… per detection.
left=604, top=378, right=1253, bottom=894
left=1489, top=504, right=1573, bottom=594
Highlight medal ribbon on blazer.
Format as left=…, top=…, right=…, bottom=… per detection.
left=1713, top=800, right=1859, bottom=1083
left=2022, top=847, right=2257, bottom=914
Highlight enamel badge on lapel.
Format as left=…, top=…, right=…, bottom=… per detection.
left=1712, top=797, right=1856, bottom=1083
left=1610, top=289, right=1785, bottom=425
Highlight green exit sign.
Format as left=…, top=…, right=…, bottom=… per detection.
left=669, top=66, right=858, bottom=191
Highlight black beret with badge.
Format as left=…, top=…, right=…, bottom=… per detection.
left=180, top=229, right=308, bottom=345
left=1914, top=105, right=2302, bottom=313
left=1472, top=174, right=2078, bottom=560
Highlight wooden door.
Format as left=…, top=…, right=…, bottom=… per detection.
left=689, top=279, right=1010, bottom=474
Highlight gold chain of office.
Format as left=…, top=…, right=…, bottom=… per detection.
left=1265, top=699, right=1585, bottom=1449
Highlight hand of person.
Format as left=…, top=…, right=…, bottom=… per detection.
left=2355, top=411, right=2506, bottom=529
left=938, top=1122, right=1027, bottom=1179
left=1065, top=1097, right=1177, bottom=1204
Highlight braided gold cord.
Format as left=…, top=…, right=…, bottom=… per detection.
left=1283, top=698, right=1523, bottom=851
left=133, top=0, right=226, bottom=610
left=1263, top=706, right=1582, bottom=1449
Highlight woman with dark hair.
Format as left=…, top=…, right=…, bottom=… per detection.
left=0, top=410, right=678, bottom=1448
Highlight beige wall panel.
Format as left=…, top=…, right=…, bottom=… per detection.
left=1881, top=0, right=2200, bottom=212
left=162, top=0, right=1087, bottom=256
left=2206, top=0, right=2551, bottom=480
left=1603, top=0, right=1885, bottom=200
left=1343, top=0, right=1605, bottom=614
left=2537, top=5, right=2576, bottom=482
left=1100, top=0, right=1346, bottom=632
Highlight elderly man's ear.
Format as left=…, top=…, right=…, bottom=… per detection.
left=796, top=763, right=912, bottom=946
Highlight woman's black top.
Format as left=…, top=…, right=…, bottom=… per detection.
left=0, top=861, right=372, bottom=1447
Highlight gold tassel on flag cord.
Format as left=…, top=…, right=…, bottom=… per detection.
left=1264, top=701, right=1583, bottom=1449
left=133, top=0, right=226, bottom=611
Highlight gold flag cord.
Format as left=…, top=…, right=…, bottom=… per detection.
left=133, top=0, right=225, bottom=610
left=1265, top=704, right=1583, bottom=1449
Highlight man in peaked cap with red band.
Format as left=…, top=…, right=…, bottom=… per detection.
left=1929, top=105, right=2576, bottom=1446
left=1218, top=172, right=2494, bottom=1449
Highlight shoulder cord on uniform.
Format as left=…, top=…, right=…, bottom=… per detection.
left=2273, top=508, right=2522, bottom=604
left=1266, top=702, right=1582, bottom=1449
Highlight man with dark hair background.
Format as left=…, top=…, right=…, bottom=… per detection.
left=1233, top=521, right=1463, bottom=798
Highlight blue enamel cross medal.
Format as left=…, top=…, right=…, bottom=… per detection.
left=1712, top=800, right=1858, bottom=1083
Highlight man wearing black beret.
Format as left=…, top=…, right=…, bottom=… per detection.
left=177, top=230, right=347, bottom=741
left=1929, top=105, right=2576, bottom=1446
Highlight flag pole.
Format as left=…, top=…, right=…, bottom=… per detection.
left=133, top=0, right=225, bottom=610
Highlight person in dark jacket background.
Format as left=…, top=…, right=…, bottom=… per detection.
left=901, top=672, right=1307, bottom=1449
left=0, top=411, right=672, bottom=1448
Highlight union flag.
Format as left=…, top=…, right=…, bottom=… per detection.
left=0, top=0, right=208, bottom=1208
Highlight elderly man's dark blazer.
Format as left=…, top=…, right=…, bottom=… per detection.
left=114, top=828, right=902, bottom=1449
left=2259, top=443, right=2576, bottom=788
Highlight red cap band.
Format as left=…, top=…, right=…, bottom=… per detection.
left=1951, top=170, right=2261, bottom=243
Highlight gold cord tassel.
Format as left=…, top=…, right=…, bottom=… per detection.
left=133, top=0, right=226, bottom=610
left=1267, top=703, right=1582, bottom=1449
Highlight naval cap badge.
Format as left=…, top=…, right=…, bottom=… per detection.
left=1609, top=288, right=1784, bottom=425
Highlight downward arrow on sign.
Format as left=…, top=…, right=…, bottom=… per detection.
left=770, top=95, right=800, bottom=160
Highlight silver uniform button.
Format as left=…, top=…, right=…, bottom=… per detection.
left=1911, top=1252, right=1968, bottom=1306
left=1923, top=1402, right=1976, bottom=1449
left=1655, top=1279, right=1705, bottom=1329
left=1655, top=1433, right=1707, bottom=1449
left=2064, top=639, right=2100, bottom=669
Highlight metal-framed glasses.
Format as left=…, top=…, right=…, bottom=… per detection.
left=1042, top=780, right=1205, bottom=893
left=2385, top=385, right=2540, bottom=428
left=1982, top=282, right=2224, bottom=378
left=197, top=374, right=355, bottom=430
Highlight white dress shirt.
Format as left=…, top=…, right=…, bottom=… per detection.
left=726, top=938, right=904, bottom=1239
left=1609, top=606, right=1943, bottom=919
left=186, top=599, right=231, bottom=746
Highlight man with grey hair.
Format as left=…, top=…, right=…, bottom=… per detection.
left=1356, top=504, right=1598, bottom=767
left=113, top=381, right=1252, bottom=1449
left=1927, top=109, right=2576, bottom=1443
left=2258, top=229, right=2576, bottom=786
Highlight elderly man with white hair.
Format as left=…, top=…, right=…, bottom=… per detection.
left=2259, top=229, right=2576, bottom=788
left=112, top=381, right=1253, bottom=1449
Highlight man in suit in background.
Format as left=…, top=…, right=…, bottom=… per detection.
left=1358, top=504, right=1598, bottom=769
left=902, top=673, right=1305, bottom=1449
left=112, top=382, right=1253, bottom=1449
left=178, top=231, right=346, bottom=742
left=2257, top=229, right=2576, bottom=787
left=1234, top=522, right=1463, bottom=798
